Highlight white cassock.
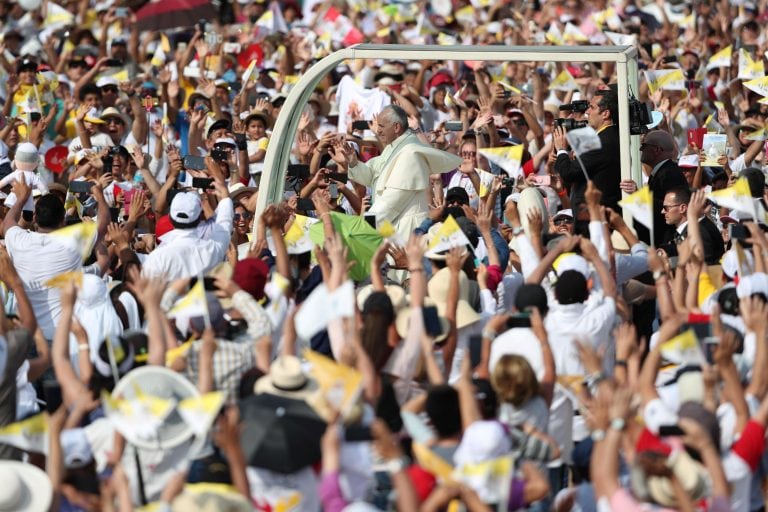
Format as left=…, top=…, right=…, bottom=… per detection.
left=348, top=130, right=461, bottom=241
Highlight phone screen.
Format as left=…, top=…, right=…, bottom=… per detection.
left=422, top=306, right=442, bottom=337
left=469, top=334, right=483, bottom=368
left=44, top=382, right=63, bottom=414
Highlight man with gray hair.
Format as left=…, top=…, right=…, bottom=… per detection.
left=625, top=129, right=688, bottom=246
left=342, top=105, right=461, bottom=246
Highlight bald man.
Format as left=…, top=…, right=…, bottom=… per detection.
left=633, top=130, right=688, bottom=246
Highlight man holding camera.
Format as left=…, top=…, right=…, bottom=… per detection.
left=553, top=90, right=621, bottom=213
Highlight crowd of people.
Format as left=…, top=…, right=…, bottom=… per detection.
left=0, top=0, right=768, bottom=510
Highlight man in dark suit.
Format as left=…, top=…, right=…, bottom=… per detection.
left=630, top=130, right=689, bottom=246
left=659, top=188, right=725, bottom=265
left=553, top=90, right=621, bottom=214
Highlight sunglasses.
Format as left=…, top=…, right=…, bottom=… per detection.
left=460, top=151, right=477, bottom=158
left=101, top=86, right=118, bottom=93
left=553, top=217, right=574, bottom=226
left=234, top=212, right=253, bottom=221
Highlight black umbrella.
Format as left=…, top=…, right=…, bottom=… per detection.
left=238, top=394, right=327, bottom=474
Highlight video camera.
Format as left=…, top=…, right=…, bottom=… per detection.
left=559, top=100, right=590, bottom=113
left=627, top=96, right=652, bottom=135
left=555, top=118, right=588, bottom=131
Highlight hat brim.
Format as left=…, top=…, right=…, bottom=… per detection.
left=0, top=461, right=53, bottom=512
left=434, top=299, right=480, bottom=329
left=254, top=375, right=319, bottom=401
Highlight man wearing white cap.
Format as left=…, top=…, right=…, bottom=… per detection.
left=142, top=184, right=233, bottom=280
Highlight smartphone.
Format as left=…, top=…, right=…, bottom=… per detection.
left=327, top=172, right=348, bottom=183
left=662, top=55, right=677, bottom=64
left=364, top=214, right=376, bottom=228
left=344, top=425, right=374, bottom=442
left=69, top=180, right=93, bottom=193
left=105, top=59, right=123, bottom=67
left=685, top=312, right=712, bottom=341
left=445, top=121, right=464, bottom=131
left=329, top=183, right=339, bottom=199
left=210, top=149, right=228, bottom=162
left=730, top=224, right=749, bottom=240
left=287, top=164, right=310, bottom=180
left=192, top=177, right=214, bottom=190
left=532, top=175, right=551, bottom=187
left=506, top=312, right=532, bottom=328
left=109, top=207, right=120, bottom=223
left=658, top=425, right=685, bottom=437
left=351, top=120, right=370, bottom=131
left=44, top=382, right=63, bottom=414
left=703, top=338, right=719, bottom=364
left=183, top=155, right=206, bottom=170
left=222, top=42, right=241, bottom=54
left=422, top=305, right=443, bottom=338
left=114, top=7, right=129, bottom=17
left=469, top=334, right=483, bottom=368
left=296, top=198, right=315, bottom=211
left=233, top=133, right=246, bottom=147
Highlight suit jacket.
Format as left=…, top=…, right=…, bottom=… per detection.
left=660, top=216, right=725, bottom=265
left=635, top=159, right=689, bottom=246
left=554, top=124, right=621, bottom=212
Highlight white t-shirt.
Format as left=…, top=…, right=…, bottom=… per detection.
left=4, top=226, right=82, bottom=339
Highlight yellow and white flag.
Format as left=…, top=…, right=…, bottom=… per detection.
left=50, top=221, right=97, bottom=261
left=745, top=127, right=768, bottom=141
left=563, top=22, right=588, bottom=42
left=284, top=215, right=319, bottom=255
left=436, top=32, right=458, bottom=45
left=477, top=169, right=496, bottom=197
left=63, top=192, right=83, bottom=219
left=151, top=45, right=166, bottom=68
left=645, top=69, right=686, bottom=94
left=497, top=81, right=522, bottom=95
left=43, top=1, right=74, bottom=28
left=550, top=69, right=579, bottom=92
left=744, top=76, right=768, bottom=97
left=545, top=24, right=564, bottom=45
left=604, top=31, right=637, bottom=46
left=618, top=186, right=653, bottom=230
left=738, top=48, right=765, bottom=80
left=659, top=329, right=703, bottom=365
left=177, top=391, right=226, bottom=437
left=168, top=279, right=207, bottom=319
left=0, top=413, right=48, bottom=453
left=707, top=177, right=757, bottom=216
left=160, top=34, right=171, bottom=53
left=103, top=385, right=176, bottom=443
left=242, top=60, right=258, bottom=85
left=565, top=126, right=602, bottom=156
left=478, top=145, right=524, bottom=178
left=707, top=45, right=732, bottom=70
left=428, top=215, right=472, bottom=254
left=592, top=8, right=622, bottom=30
left=304, top=350, right=363, bottom=416
left=454, top=454, right=515, bottom=506
left=45, top=271, right=83, bottom=289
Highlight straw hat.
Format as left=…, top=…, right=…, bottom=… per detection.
left=427, top=268, right=480, bottom=329
left=0, top=461, right=52, bottom=512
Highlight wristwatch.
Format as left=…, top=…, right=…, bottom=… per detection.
left=610, top=418, right=626, bottom=432
left=652, top=269, right=667, bottom=280
left=512, top=226, right=525, bottom=236
left=591, top=429, right=606, bottom=442
left=383, top=457, right=409, bottom=474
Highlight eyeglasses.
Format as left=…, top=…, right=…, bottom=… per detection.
left=553, top=217, right=574, bottom=226
left=101, top=86, right=118, bottom=93
left=105, top=118, right=124, bottom=126
left=661, top=203, right=682, bottom=212
left=234, top=212, right=253, bottom=221
left=460, top=151, right=476, bottom=158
